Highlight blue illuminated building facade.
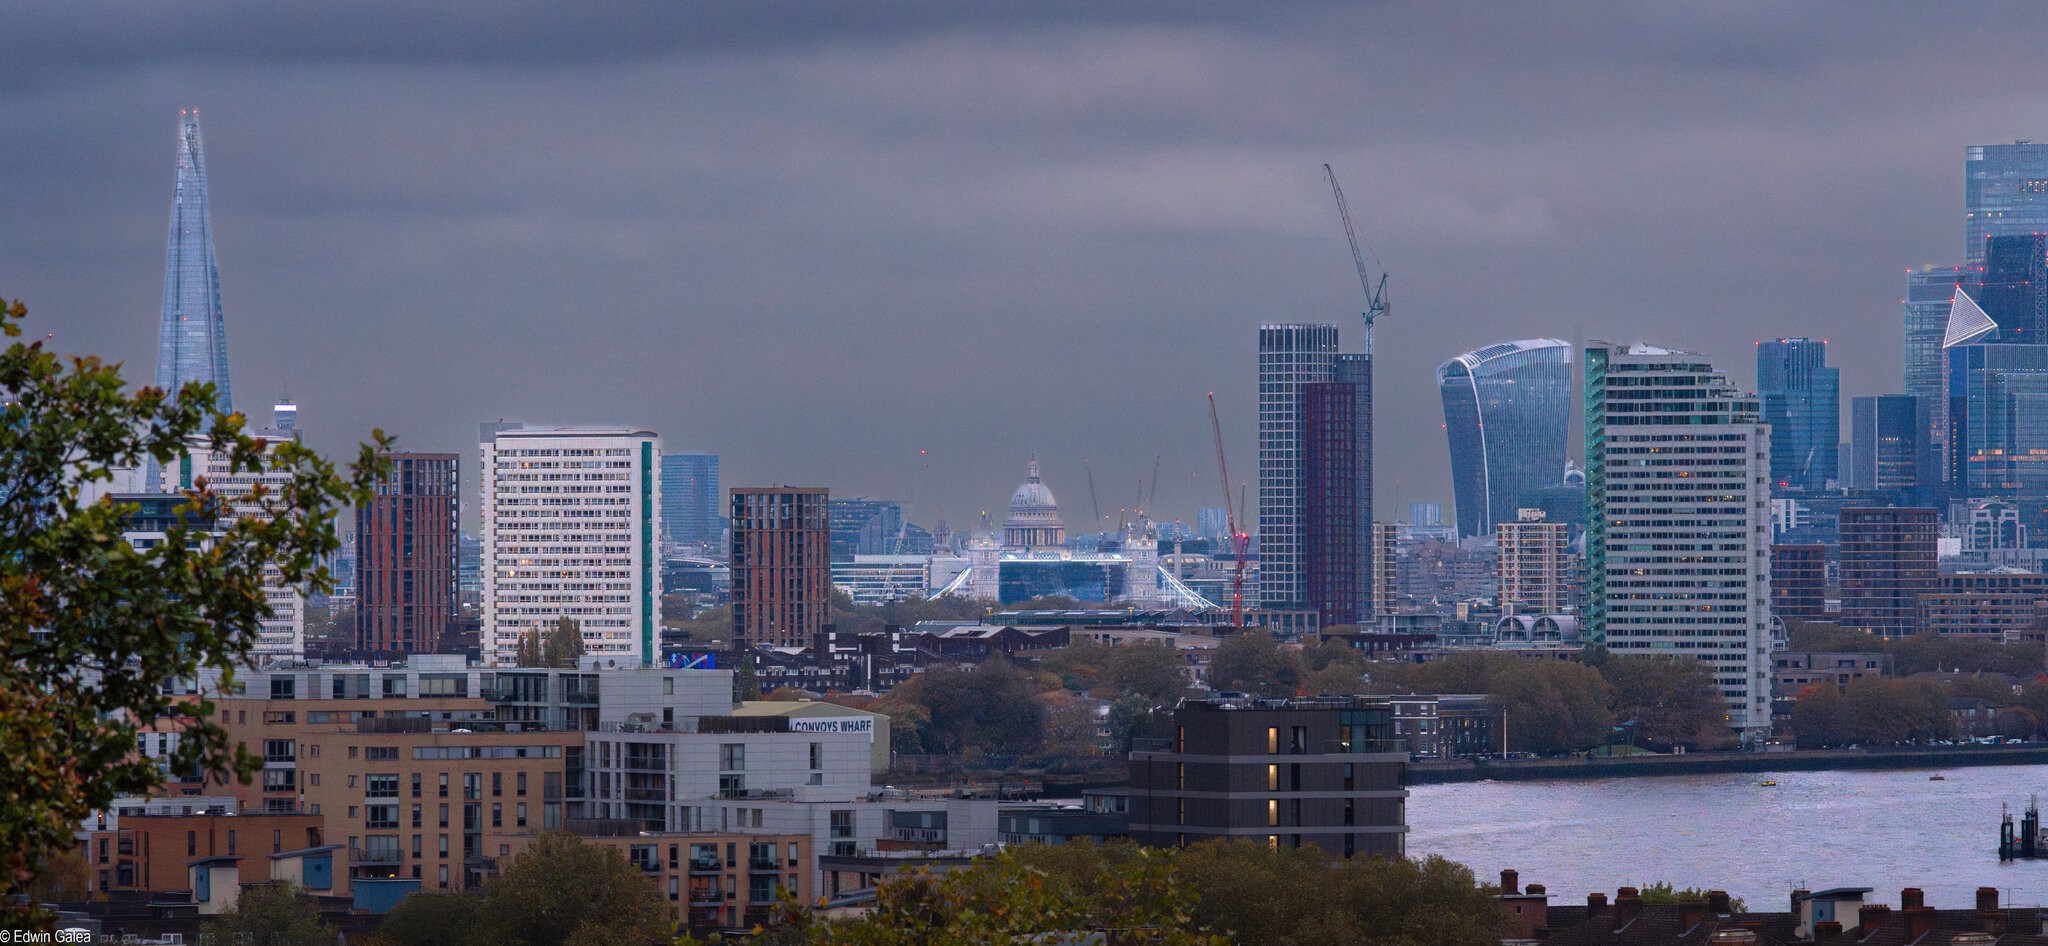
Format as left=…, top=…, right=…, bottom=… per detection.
left=1966, top=142, right=2048, bottom=265
left=659, top=453, right=721, bottom=548
left=1757, top=338, right=1840, bottom=492
left=156, top=110, right=232, bottom=409
left=1436, top=339, right=1572, bottom=539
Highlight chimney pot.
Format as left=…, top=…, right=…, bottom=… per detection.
left=1527, top=884, right=1547, bottom=896
left=1978, top=887, right=2000, bottom=913
left=1617, top=886, right=1641, bottom=901
left=1708, top=890, right=1732, bottom=915
left=1682, top=899, right=1710, bottom=929
left=1793, top=889, right=1811, bottom=915
left=1614, top=888, right=1642, bottom=926
left=1587, top=893, right=1608, bottom=916
left=1903, top=888, right=1926, bottom=910
left=1502, top=869, right=1520, bottom=895
left=1814, top=921, right=1844, bottom=942
left=1858, top=903, right=1891, bottom=932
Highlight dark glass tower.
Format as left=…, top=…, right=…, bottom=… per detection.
left=1849, top=395, right=1932, bottom=502
left=658, top=453, right=721, bottom=548
left=156, top=110, right=232, bottom=409
left=1979, top=234, right=2048, bottom=343
left=1966, top=142, right=2048, bottom=265
left=1757, top=338, right=1839, bottom=492
left=1436, top=339, right=1572, bottom=539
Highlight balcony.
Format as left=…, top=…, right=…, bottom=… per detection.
left=563, top=692, right=598, bottom=705
left=350, top=848, right=403, bottom=865
left=689, top=856, right=721, bottom=873
left=690, top=888, right=723, bottom=907
left=748, top=857, right=779, bottom=872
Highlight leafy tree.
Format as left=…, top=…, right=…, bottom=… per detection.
left=203, top=883, right=330, bottom=946
left=23, top=846, right=88, bottom=904
left=1041, top=641, right=1114, bottom=694
left=0, top=299, right=384, bottom=925
left=375, top=890, right=481, bottom=946
left=471, top=831, right=673, bottom=946
left=1601, top=655, right=1734, bottom=751
left=515, top=627, right=544, bottom=667
left=1206, top=631, right=1300, bottom=697
left=1173, top=843, right=1503, bottom=946
left=715, top=843, right=1227, bottom=946
left=1791, top=677, right=1957, bottom=748
left=1636, top=882, right=1746, bottom=912
left=733, top=650, right=761, bottom=701
left=1103, top=695, right=1154, bottom=755
left=1388, top=652, right=1613, bottom=754
left=544, top=615, right=585, bottom=667
left=1107, top=644, right=1191, bottom=704
left=1039, top=690, right=1103, bottom=756
left=910, top=660, right=1046, bottom=755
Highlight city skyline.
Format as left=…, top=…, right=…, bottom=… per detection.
left=10, top=6, right=2048, bottom=529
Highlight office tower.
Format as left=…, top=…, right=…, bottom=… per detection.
left=481, top=425, right=662, bottom=666
left=1979, top=234, right=2048, bottom=343
left=156, top=111, right=233, bottom=410
left=1966, top=142, right=2048, bottom=264
left=165, top=429, right=305, bottom=656
left=1586, top=342, right=1772, bottom=742
left=658, top=453, right=721, bottom=548
left=1257, top=324, right=1340, bottom=609
left=1769, top=544, right=1827, bottom=624
left=1436, top=339, right=1573, bottom=539
left=1849, top=395, right=1931, bottom=500
left=730, top=488, right=830, bottom=648
left=1905, top=266, right=1973, bottom=402
left=356, top=453, right=459, bottom=655
left=1756, top=338, right=1840, bottom=492
left=1369, top=523, right=1397, bottom=617
left=271, top=397, right=297, bottom=437
left=1197, top=507, right=1230, bottom=543
left=1496, top=510, right=1566, bottom=616
left=1301, top=371, right=1363, bottom=625
left=1838, top=507, right=1939, bottom=636
left=1943, top=342, right=2048, bottom=499
left=1408, top=502, right=1442, bottom=527
left=1126, top=696, right=1406, bottom=858
left=830, top=499, right=904, bottom=561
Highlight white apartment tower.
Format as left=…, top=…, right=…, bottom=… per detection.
left=1256, top=323, right=1340, bottom=609
left=1586, top=343, right=1773, bottom=743
left=165, top=428, right=305, bottom=657
left=1496, top=509, right=1567, bottom=616
left=481, top=424, right=662, bottom=667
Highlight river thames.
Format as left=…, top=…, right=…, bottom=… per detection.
left=1408, top=763, right=2048, bottom=909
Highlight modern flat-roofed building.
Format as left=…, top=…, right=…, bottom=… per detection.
left=1838, top=507, right=1939, bottom=636
left=1770, top=544, right=1828, bottom=624
left=1126, top=696, right=1406, bottom=858
left=357, top=452, right=459, bottom=655
left=730, top=487, right=830, bottom=648
left=481, top=424, right=661, bottom=666
left=1496, top=510, right=1567, bottom=616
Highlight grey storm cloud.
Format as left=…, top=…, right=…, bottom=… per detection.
left=4, top=2, right=2045, bottom=532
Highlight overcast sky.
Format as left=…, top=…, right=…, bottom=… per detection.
left=7, top=3, right=2041, bottom=534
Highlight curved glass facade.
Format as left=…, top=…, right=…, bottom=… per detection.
left=1436, top=339, right=1572, bottom=539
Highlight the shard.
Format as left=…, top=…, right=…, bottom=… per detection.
left=156, top=110, right=232, bottom=411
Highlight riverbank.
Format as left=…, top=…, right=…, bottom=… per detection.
left=1406, top=744, right=2048, bottom=784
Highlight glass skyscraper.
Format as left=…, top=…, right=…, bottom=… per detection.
left=1979, top=234, right=2048, bottom=343
left=1848, top=395, right=1932, bottom=501
left=1944, top=342, right=2048, bottom=500
left=1756, top=338, right=1839, bottom=492
left=1435, top=338, right=1572, bottom=539
left=156, top=110, right=232, bottom=410
left=1904, top=265, right=1972, bottom=402
left=1966, top=142, right=2048, bottom=265
left=659, top=453, right=721, bottom=548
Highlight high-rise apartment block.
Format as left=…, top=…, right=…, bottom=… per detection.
left=165, top=430, right=306, bottom=657
left=1585, top=342, right=1772, bottom=741
left=1838, top=507, right=1939, bottom=636
left=1769, top=544, right=1827, bottom=625
left=659, top=453, right=721, bottom=548
left=1966, top=142, right=2048, bottom=265
left=1496, top=510, right=1567, bottom=616
left=730, top=488, right=831, bottom=648
left=1369, top=522, right=1396, bottom=618
left=1257, top=325, right=1373, bottom=620
left=480, top=425, right=661, bottom=667
left=1757, top=338, right=1839, bottom=492
left=1436, top=339, right=1573, bottom=539
left=356, top=453, right=460, bottom=655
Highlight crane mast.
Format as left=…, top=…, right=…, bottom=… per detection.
left=1323, top=163, right=1389, bottom=356
left=1207, top=393, right=1250, bottom=626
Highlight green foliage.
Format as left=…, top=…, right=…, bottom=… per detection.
left=202, top=883, right=330, bottom=946
left=884, top=660, right=1046, bottom=755
left=1790, top=677, right=1958, bottom=748
left=1786, top=621, right=2043, bottom=676
left=734, top=651, right=761, bottom=701
left=1207, top=631, right=1301, bottom=697
left=721, top=841, right=1501, bottom=946
left=1109, top=644, right=1192, bottom=704
left=24, top=846, right=89, bottom=904
left=471, top=831, right=673, bottom=946
left=1635, top=882, right=1746, bottom=912
left=1377, top=652, right=1614, bottom=754
left=375, top=890, right=482, bottom=946
left=1600, top=655, right=1735, bottom=751
left=546, top=615, right=585, bottom=667
left=0, top=299, right=386, bottom=925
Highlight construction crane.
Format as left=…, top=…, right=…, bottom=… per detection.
left=1207, top=392, right=1251, bottom=626
left=1323, top=163, right=1389, bottom=356
left=1146, top=452, right=1162, bottom=515
left=1084, top=457, right=1104, bottom=527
